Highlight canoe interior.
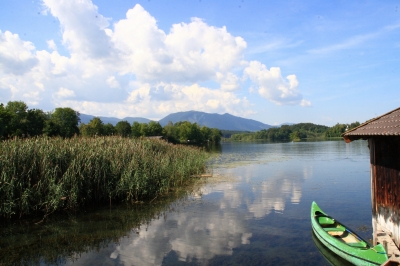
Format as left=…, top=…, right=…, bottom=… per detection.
left=314, top=211, right=369, bottom=248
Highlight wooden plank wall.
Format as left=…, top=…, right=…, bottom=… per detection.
left=371, top=137, right=400, bottom=246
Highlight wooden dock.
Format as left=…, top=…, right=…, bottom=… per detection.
left=374, top=223, right=400, bottom=265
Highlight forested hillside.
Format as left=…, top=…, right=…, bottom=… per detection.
left=230, top=122, right=360, bottom=141
left=159, top=111, right=273, bottom=131
left=1, top=100, right=360, bottom=143
left=324, top=122, right=360, bottom=138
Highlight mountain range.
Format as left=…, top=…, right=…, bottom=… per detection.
left=80, top=111, right=273, bottom=132
left=80, top=114, right=150, bottom=126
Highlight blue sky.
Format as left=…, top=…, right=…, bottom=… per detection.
left=0, top=0, right=399, bottom=126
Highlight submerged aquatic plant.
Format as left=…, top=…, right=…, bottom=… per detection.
left=0, top=136, right=209, bottom=219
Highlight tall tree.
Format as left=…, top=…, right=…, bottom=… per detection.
left=148, top=121, right=163, bottom=136
left=131, top=121, right=141, bottom=137
left=200, top=126, right=211, bottom=141
left=163, top=121, right=179, bottom=143
left=115, top=120, right=131, bottom=137
left=5, top=101, right=28, bottom=137
left=0, top=103, right=12, bottom=139
left=43, top=120, right=60, bottom=137
left=179, top=122, right=202, bottom=143
left=103, top=123, right=115, bottom=136
left=80, top=117, right=104, bottom=137
left=210, top=128, right=222, bottom=143
left=26, top=109, right=47, bottom=137
left=140, top=123, right=150, bottom=137
left=51, top=107, right=80, bottom=138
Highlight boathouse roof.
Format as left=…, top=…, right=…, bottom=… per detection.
left=342, top=106, right=400, bottom=143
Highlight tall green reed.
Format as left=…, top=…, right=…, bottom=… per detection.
left=0, top=136, right=208, bottom=219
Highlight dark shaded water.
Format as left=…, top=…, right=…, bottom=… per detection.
left=1, top=140, right=372, bottom=265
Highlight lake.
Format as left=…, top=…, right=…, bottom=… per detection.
left=0, top=140, right=372, bottom=265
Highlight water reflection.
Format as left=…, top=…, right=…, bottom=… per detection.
left=69, top=143, right=313, bottom=265
left=104, top=203, right=253, bottom=265
left=0, top=185, right=203, bottom=266
left=208, top=157, right=311, bottom=219
left=0, top=140, right=372, bottom=265
left=69, top=179, right=256, bottom=264
left=311, top=231, right=353, bottom=266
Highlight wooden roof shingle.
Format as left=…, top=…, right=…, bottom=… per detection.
left=342, top=107, right=400, bottom=143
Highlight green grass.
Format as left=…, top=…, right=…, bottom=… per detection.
left=0, top=136, right=209, bottom=219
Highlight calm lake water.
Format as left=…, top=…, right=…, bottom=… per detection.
left=1, top=140, right=372, bottom=265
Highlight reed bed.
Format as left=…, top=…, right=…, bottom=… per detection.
left=0, top=136, right=209, bottom=219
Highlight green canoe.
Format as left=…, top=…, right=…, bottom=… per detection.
left=311, top=201, right=388, bottom=265
left=312, top=230, right=354, bottom=266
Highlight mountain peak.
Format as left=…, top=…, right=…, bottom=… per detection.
left=159, top=111, right=272, bottom=131
left=80, top=111, right=273, bottom=131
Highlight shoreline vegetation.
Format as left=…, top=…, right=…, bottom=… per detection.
left=0, top=101, right=222, bottom=144
left=227, top=122, right=361, bottom=142
left=0, top=136, right=209, bottom=220
left=0, top=100, right=359, bottom=221
left=0, top=100, right=219, bottom=221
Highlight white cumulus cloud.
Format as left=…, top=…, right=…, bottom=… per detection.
left=111, top=5, right=247, bottom=83
left=0, top=1, right=310, bottom=118
left=106, top=76, right=120, bottom=89
left=54, top=87, right=75, bottom=99
left=46, top=39, right=57, bottom=51
left=243, top=61, right=310, bottom=106
left=216, top=72, right=240, bottom=91
left=0, top=30, right=38, bottom=75
left=43, top=0, right=113, bottom=59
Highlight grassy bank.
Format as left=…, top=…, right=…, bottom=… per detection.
left=0, top=136, right=209, bottom=219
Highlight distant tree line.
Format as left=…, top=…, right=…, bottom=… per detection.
left=0, top=101, right=80, bottom=139
left=324, top=122, right=360, bottom=138
left=230, top=122, right=361, bottom=141
left=220, top=130, right=251, bottom=138
left=163, top=121, right=222, bottom=143
left=80, top=118, right=222, bottom=143
left=0, top=101, right=222, bottom=143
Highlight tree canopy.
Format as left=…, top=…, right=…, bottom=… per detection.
left=160, top=121, right=221, bottom=143
left=0, top=103, right=12, bottom=139
left=0, top=101, right=83, bottom=139
left=115, top=121, right=131, bottom=137
left=324, top=122, right=360, bottom=138
left=2, top=100, right=365, bottom=144
left=231, top=122, right=360, bottom=141
left=80, top=117, right=104, bottom=137
left=5, top=101, right=29, bottom=137
left=51, top=107, right=80, bottom=138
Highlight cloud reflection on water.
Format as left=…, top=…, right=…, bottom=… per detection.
left=103, top=162, right=311, bottom=265
left=108, top=200, right=252, bottom=265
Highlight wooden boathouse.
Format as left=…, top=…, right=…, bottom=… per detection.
left=342, top=107, right=400, bottom=261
